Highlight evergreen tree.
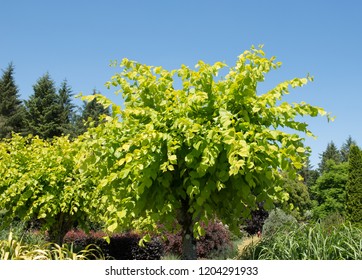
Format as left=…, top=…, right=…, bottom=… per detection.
left=77, top=90, right=110, bottom=134
left=340, top=136, right=357, bottom=163
left=318, top=141, right=341, bottom=174
left=345, top=145, right=362, bottom=223
left=58, top=79, right=78, bottom=137
left=25, top=73, right=62, bottom=139
left=299, top=157, right=319, bottom=188
left=0, top=63, right=26, bottom=138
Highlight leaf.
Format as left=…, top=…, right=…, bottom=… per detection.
left=139, top=234, right=151, bottom=247
left=103, top=236, right=111, bottom=244
left=107, top=222, right=118, bottom=233
left=193, top=141, right=203, bottom=151
left=168, top=154, right=177, bottom=164
left=117, top=210, right=127, bottom=219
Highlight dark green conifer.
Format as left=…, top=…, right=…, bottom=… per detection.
left=341, top=136, right=357, bottom=163
left=25, top=73, right=62, bottom=139
left=58, top=79, right=78, bottom=137
left=346, top=145, right=362, bottom=223
left=0, top=63, right=26, bottom=138
left=318, top=141, right=342, bottom=174
left=77, top=89, right=110, bottom=134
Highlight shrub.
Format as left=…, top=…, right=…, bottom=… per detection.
left=243, top=202, right=269, bottom=235
left=63, top=230, right=163, bottom=260
left=262, top=208, right=297, bottom=237
left=163, top=221, right=234, bottom=259
left=0, top=220, right=47, bottom=247
left=320, top=212, right=345, bottom=233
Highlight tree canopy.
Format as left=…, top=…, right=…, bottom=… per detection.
left=311, top=160, right=348, bottom=219
left=76, top=46, right=330, bottom=259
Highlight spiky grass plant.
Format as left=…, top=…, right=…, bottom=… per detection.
left=240, top=222, right=362, bottom=260
left=0, top=232, right=29, bottom=260
left=0, top=231, right=105, bottom=260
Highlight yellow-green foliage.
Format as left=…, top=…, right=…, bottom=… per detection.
left=0, top=231, right=105, bottom=260
left=0, top=232, right=29, bottom=260
left=77, top=46, right=332, bottom=240
left=0, top=134, right=100, bottom=244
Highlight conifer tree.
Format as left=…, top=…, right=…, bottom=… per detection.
left=0, top=63, right=26, bottom=138
left=318, top=141, right=341, bottom=174
left=77, top=89, right=110, bottom=134
left=346, top=145, right=362, bottom=223
left=25, top=73, right=62, bottom=139
left=341, top=136, right=356, bottom=163
left=58, top=79, right=78, bottom=137
left=299, top=157, right=319, bottom=188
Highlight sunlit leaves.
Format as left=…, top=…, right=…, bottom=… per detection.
left=0, top=134, right=98, bottom=242
left=7, top=46, right=328, bottom=242
left=76, top=46, right=332, bottom=239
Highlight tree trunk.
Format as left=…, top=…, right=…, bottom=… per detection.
left=47, top=212, right=73, bottom=245
left=180, top=199, right=197, bottom=260
left=181, top=224, right=197, bottom=260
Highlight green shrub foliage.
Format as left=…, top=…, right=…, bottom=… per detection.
left=262, top=208, right=297, bottom=237
left=311, top=160, right=348, bottom=220
left=0, top=134, right=99, bottom=245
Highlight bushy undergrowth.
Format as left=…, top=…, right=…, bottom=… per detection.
left=240, top=222, right=362, bottom=260
left=262, top=208, right=298, bottom=237
left=1, top=222, right=234, bottom=260
left=0, top=220, right=47, bottom=247
left=64, top=230, right=164, bottom=260
left=243, top=202, right=269, bottom=235
left=64, top=223, right=234, bottom=260
left=163, top=221, right=234, bottom=259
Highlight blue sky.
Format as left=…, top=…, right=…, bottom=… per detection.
left=1, top=0, right=361, bottom=168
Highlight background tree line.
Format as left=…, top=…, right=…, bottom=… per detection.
left=279, top=136, right=361, bottom=224
left=0, top=63, right=110, bottom=139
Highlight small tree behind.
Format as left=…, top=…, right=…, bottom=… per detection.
left=0, top=134, right=98, bottom=245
